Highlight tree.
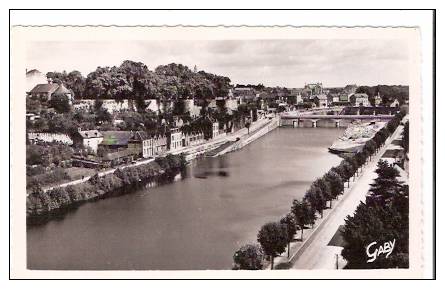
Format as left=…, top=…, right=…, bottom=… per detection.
left=353, top=151, right=366, bottom=172
left=344, top=156, right=358, bottom=181
left=291, top=199, right=316, bottom=241
left=363, top=140, right=377, bottom=161
left=95, top=107, right=112, bottom=123
left=280, top=213, right=297, bottom=258
left=257, top=222, right=288, bottom=269
left=48, top=93, right=71, bottom=114
left=339, top=160, right=355, bottom=187
left=232, top=244, right=264, bottom=270
left=366, top=160, right=405, bottom=206
left=94, top=98, right=103, bottom=111
left=323, top=170, right=344, bottom=201
left=304, top=185, right=326, bottom=217
left=313, top=178, right=333, bottom=209
left=341, top=159, right=409, bottom=269
left=245, top=121, right=251, bottom=134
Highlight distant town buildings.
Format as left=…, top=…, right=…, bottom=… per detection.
left=312, top=94, right=328, bottom=107
left=351, top=93, right=370, bottom=107
left=304, top=82, right=323, bottom=96
left=374, top=92, right=382, bottom=106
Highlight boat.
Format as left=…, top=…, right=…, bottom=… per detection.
left=329, top=121, right=386, bottom=154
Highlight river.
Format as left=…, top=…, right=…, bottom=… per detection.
left=27, top=127, right=343, bottom=270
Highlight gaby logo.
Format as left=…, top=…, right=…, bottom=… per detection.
left=366, top=239, right=396, bottom=263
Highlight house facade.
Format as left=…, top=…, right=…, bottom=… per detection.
left=313, top=94, right=328, bottom=107
left=351, top=93, right=370, bottom=107
left=128, top=131, right=167, bottom=158
left=169, top=128, right=183, bottom=151
left=28, top=81, right=74, bottom=102
left=72, top=129, right=103, bottom=153
left=183, top=131, right=205, bottom=147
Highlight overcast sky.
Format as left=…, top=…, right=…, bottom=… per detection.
left=27, top=39, right=410, bottom=88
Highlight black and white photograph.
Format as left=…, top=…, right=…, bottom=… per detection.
left=8, top=10, right=434, bottom=281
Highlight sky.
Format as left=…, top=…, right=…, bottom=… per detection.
left=27, top=39, right=410, bottom=88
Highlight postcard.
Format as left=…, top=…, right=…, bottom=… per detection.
left=10, top=24, right=426, bottom=279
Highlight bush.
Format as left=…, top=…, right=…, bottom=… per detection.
left=27, top=167, right=70, bottom=189
left=233, top=244, right=264, bottom=270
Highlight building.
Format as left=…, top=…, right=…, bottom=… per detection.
left=212, top=119, right=220, bottom=139
left=183, top=131, right=205, bottom=147
left=73, top=99, right=131, bottom=113
left=328, top=93, right=340, bottom=104
left=28, top=132, right=73, bottom=145
left=339, top=92, right=353, bottom=102
left=351, top=93, right=370, bottom=107
left=184, top=99, right=201, bottom=118
left=72, top=129, right=103, bottom=153
left=151, top=135, right=168, bottom=156
left=390, top=99, right=400, bottom=107
left=304, top=83, right=323, bottom=96
left=374, top=92, right=382, bottom=106
left=28, top=81, right=74, bottom=102
left=99, top=131, right=133, bottom=151
left=312, top=94, right=328, bottom=107
left=127, top=131, right=150, bottom=158
left=168, top=128, right=183, bottom=151
left=127, top=131, right=168, bottom=158
left=26, top=113, right=41, bottom=122
left=101, top=148, right=138, bottom=167
left=26, top=69, right=47, bottom=92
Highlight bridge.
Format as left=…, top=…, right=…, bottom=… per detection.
left=280, top=113, right=394, bottom=128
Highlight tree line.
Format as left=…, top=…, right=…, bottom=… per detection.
left=27, top=154, right=187, bottom=222
left=232, top=111, right=407, bottom=270
left=46, top=61, right=232, bottom=105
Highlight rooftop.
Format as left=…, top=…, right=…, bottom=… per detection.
left=77, top=130, right=102, bottom=139
left=29, top=83, right=59, bottom=94
left=101, top=131, right=132, bottom=146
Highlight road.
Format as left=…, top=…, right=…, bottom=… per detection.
left=291, top=121, right=405, bottom=269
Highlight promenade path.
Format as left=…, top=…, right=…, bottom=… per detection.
left=289, top=121, right=405, bottom=269
left=264, top=119, right=405, bottom=270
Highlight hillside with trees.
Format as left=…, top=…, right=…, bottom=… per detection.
left=46, top=61, right=232, bottom=102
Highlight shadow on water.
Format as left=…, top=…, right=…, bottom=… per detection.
left=193, top=170, right=230, bottom=179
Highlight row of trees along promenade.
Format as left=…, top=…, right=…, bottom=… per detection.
left=232, top=111, right=407, bottom=270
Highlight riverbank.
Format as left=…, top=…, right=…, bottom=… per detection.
left=213, top=117, right=279, bottom=156
left=26, top=117, right=279, bottom=222
left=26, top=154, right=187, bottom=222
left=27, top=127, right=342, bottom=270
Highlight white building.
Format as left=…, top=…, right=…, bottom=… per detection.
left=184, top=99, right=201, bottom=118
left=313, top=94, right=328, bottom=107
left=169, top=128, right=183, bottom=151
left=352, top=93, right=370, bottom=107
left=212, top=120, right=220, bottom=139
left=390, top=99, right=400, bottom=107
left=374, top=92, right=382, bottom=106
left=73, top=129, right=103, bottom=153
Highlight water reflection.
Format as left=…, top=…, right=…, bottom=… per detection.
left=27, top=128, right=342, bottom=270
